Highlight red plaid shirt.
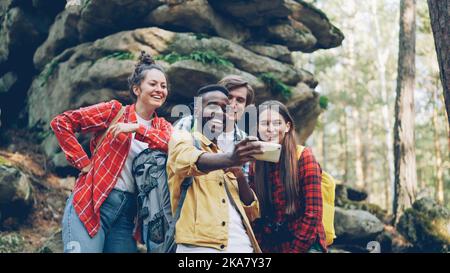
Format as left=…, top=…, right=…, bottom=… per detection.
left=249, top=147, right=327, bottom=253
left=50, top=100, right=173, bottom=237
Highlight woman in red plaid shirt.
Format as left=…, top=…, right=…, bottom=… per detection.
left=51, top=52, right=173, bottom=253
left=249, top=100, right=327, bottom=253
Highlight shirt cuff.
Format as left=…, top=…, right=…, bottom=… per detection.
left=135, top=124, right=149, bottom=142
left=73, top=154, right=91, bottom=170
left=188, top=149, right=209, bottom=177
left=241, top=190, right=260, bottom=222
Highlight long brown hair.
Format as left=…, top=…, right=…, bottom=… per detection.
left=254, top=100, right=299, bottom=216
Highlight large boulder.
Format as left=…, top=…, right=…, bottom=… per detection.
left=335, top=184, right=369, bottom=205
left=34, top=0, right=344, bottom=69
left=0, top=0, right=64, bottom=71
left=334, top=184, right=389, bottom=223
left=34, top=0, right=163, bottom=69
left=208, top=0, right=290, bottom=27
left=245, top=43, right=293, bottom=64
left=0, top=164, right=34, bottom=225
left=33, top=7, right=82, bottom=71
left=266, top=19, right=317, bottom=52
left=145, top=0, right=250, bottom=44
left=0, top=1, right=63, bottom=127
left=334, top=207, right=384, bottom=245
left=208, top=0, right=344, bottom=51
left=397, top=198, right=450, bottom=253
left=285, top=0, right=344, bottom=49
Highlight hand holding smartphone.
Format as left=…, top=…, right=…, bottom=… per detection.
left=245, top=136, right=282, bottom=163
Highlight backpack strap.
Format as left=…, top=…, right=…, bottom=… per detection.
left=297, top=145, right=305, bottom=160
left=93, top=105, right=125, bottom=156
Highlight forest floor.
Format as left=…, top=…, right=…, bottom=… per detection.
left=0, top=129, right=72, bottom=252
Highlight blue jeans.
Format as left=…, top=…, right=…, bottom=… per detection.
left=62, top=189, right=138, bottom=253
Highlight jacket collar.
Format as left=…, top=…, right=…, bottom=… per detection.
left=129, top=103, right=157, bottom=123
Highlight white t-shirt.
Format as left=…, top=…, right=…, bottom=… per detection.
left=217, top=129, right=235, bottom=154
left=114, top=113, right=152, bottom=193
left=176, top=130, right=254, bottom=253
left=176, top=193, right=254, bottom=253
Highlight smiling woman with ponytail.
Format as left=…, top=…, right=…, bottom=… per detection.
left=50, top=51, right=173, bottom=253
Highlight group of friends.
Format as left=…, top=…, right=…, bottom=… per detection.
left=50, top=51, right=327, bottom=253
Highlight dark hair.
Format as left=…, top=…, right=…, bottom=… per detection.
left=197, top=84, right=229, bottom=97
left=254, top=100, right=299, bottom=216
left=128, top=51, right=168, bottom=101
left=218, top=75, right=255, bottom=105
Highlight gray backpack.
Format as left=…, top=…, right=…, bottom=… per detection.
left=132, top=138, right=199, bottom=253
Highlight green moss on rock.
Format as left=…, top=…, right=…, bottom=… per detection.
left=155, top=50, right=233, bottom=68
left=0, top=233, right=25, bottom=253
left=0, top=155, right=12, bottom=167
left=397, top=198, right=450, bottom=252
left=259, top=72, right=292, bottom=99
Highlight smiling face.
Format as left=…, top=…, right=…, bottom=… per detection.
left=258, top=108, right=291, bottom=144
left=200, top=91, right=231, bottom=140
left=228, top=86, right=248, bottom=122
left=133, top=69, right=168, bottom=110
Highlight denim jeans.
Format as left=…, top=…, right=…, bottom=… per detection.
left=62, top=189, right=138, bottom=253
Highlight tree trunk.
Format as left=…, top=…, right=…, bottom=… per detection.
left=340, top=112, right=349, bottom=184
left=393, top=0, right=418, bottom=224
left=432, top=87, right=445, bottom=204
left=352, top=108, right=365, bottom=189
left=427, top=0, right=450, bottom=130
left=371, top=2, right=396, bottom=213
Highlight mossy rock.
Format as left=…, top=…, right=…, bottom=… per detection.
left=0, top=155, right=12, bottom=167
left=335, top=184, right=388, bottom=223
left=335, top=184, right=368, bottom=205
left=397, top=198, right=450, bottom=253
left=0, top=232, right=25, bottom=253
left=340, top=201, right=388, bottom=223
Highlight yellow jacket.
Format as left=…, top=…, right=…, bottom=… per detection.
left=167, top=129, right=261, bottom=252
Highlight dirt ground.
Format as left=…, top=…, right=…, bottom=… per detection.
left=0, top=129, right=73, bottom=252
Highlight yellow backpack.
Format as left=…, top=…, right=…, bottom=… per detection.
left=297, top=145, right=336, bottom=246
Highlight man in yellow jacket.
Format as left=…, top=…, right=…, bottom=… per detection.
left=167, top=84, right=264, bottom=253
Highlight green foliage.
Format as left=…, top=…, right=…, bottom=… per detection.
left=0, top=233, right=25, bottom=253
left=155, top=52, right=184, bottom=64
left=319, top=95, right=329, bottom=110
left=39, top=59, right=60, bottom=87
left=104, top=51, right=135, bottom=61
left=29, top=120, right=51, bottom=144
left=155, top=51, right=234, bottom=67
left=81, top=0, right=92, bottom=12
left=190, top=51, right=233, bottom=67
left=194, top=33, right=211, bottom=40
left=259, top=73, right=292, bottom=99
left=0, top=155, right=12, bottom=166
